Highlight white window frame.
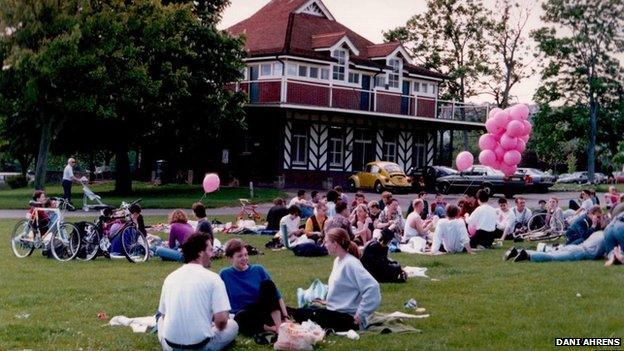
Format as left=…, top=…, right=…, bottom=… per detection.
left=387, top=58, right=401, bottom=90
left=374, top=75, right=386, bottom=88
left=329, top=137, right=344, bottom=167
left=348, top=72, right=360, bottom=85
left=309, top=66, right=319, bottom=79
left=298, top=65, right=308, bottom=77
left=273, top=62, right=283, bottom=76
left=287, top=63, right=298, bottom=76
left=292, top=131, right=308, bottom=165
left=332, top=49, right=347, bottom=81
left=260, top=63, right=272, bottom=77
left=383, top=141, right=397, bottom=162
left=413, top=134, right=426, bottom=167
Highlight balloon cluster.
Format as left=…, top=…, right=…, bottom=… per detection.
left=456, top=104, right=532, bottom=176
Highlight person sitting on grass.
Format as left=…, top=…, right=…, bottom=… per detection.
left=374, top=198, right=404, bottom=244
left=152, top=209, right=194, bottom=262
left=304, top=201, right=328, bottom=243
left=157, top=232, right=238, bottom=351
left=324, top=201, right=360, bottom=258
left=361, top=229, right=407, bottom=283
left=265, top=198, right=288, bottom=233
left=278, top=205, right=305, bottom=249
left=192, top=202, right=213, bottom=236
left=289, top=228, right=381, bottom=331
left=219, top=239, right=289, bottom=337
left=466, top=190, right=498, bottom=248
left=326, top=190, right=340, bottom=217
left=404, top=199, right=433, bottom=242
left=504, top=229, right=608, bottom=263
left=351, top=204, right=373, bottom=246
left=289, top=190, right=314, bottom=219
left=431, top=204, right=473, bottom=254
left=604, top=186, right=620, bottom=210
left=495, top=198, right=510, bottom=238
left=565, top=205, right=603, bottom=245
left=377, top=191, right=393, bottom=211
left=110, top=203, right=147, bottom=258
left=565, top=190, right=593, bottom=220
left=430, top=193, right=448, bottom=218
left=500, top=197, right=532, bottom=241
left=350, top=191, right=368, bottom=212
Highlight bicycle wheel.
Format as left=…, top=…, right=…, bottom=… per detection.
left=76, top=222, right=101, bottom=261
left=121, top=226, right=149, bottom=263
left=10, top=219, right=35, bottom=258
left=51, top=222, right=81, bottom=261
left=525, top=213, right=565, bottom=241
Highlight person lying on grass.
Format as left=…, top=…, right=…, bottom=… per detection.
left=157, top=232, right=238, bottom=351
left=430, top=204, right=474, bottom=254
left=603, top=206, right=624, bottom=266
left=361, top=228, right=407, bottom=283
left=219, top=239, right=289, bottom=337
left=289, top=228, right=381, bottom=331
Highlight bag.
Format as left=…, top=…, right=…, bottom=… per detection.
left=296, top=279, right=328, bottom=308
left=273, top=321, right=325, bottom=351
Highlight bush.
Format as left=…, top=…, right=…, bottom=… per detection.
left=5, top=174, right=28, bottom=189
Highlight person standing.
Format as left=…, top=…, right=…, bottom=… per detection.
left=157, top=232, right=238, bottom=351
left=62, top=158, right=81, bottom=204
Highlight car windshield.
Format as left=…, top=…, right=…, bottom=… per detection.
left=384, top=164, right=403, bottom=173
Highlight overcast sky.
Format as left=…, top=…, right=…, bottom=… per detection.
left=218, top=0, right=548, bottom=104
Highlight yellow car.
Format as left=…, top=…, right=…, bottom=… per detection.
left=348, top=161, right=411, bottom=193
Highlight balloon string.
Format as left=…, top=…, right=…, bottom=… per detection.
left=199, top=193, right=207, bottom=203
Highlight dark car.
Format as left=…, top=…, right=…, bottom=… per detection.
left=407, top=165, right=458, bottom=192
left=517, top=167, right=557, bottom=193
left=435, top=165, right=526, bottom=198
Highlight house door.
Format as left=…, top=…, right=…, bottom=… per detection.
left=353, top=130, right=374, bottom=171
left=249, top=66, right=259, bottom=103
left=361, top=75, right=371, bottom=111
left=401, top=81, right=410, bottom=115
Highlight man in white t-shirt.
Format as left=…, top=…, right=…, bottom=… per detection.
left=501, top=197, right=533, bottom=240
left=278, top=206, right=304, bottom=248
left=288, top=190, right=314, bottom=219
left=157, top=232, right=238, bottom=351
left=495, top=198, right=510, bottom=236
left=62, top=158, right=81, bottom=203
left=466, top=190, right=498, bottom=248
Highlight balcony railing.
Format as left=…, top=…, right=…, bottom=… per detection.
left=230, top=78, right=488, bottom=123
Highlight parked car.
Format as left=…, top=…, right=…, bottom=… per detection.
left=348, top=161, right=411, bottom=193
left=556, top=171, right=604, bottom=184
left=435, top=165, right=526, bottom=198
left=407, top=165, right=458, bottom=192
left=516, top=167, right=557, bottom=193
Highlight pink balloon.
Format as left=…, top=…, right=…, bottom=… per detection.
left=202, top=173, right=220, bottom=193
left=488, top=107, right=503, bottom=119
left=485, top=118, right=504, bottom=135
left=503, top=150, right=522, bottom=166
left=479, top=149, right=497, bottom=167
left=506, top=120, right=525, bottom=138
left=513, top=104, right=530, bottom=120
left=468, top=225, right=477, bottom=236
left=520, top=134, right=530, bottom=143
left=500, top=133, right=518, bottom=150
left=478, top=134, right=498, bottom=151
left=491, top=159, right=502, bottom=171
left=494, top=145, right=506, bottom=159
left=456, top=151, right=474, bottom=172
left=500, top=163, right=517, bottom=177
left=516, top=139, right=526, bottom=153
left=522, top=120, right=532, bottom=135
left=492, top=111, right=510, bottom=129
left=508, top=106, right=524, bottom=121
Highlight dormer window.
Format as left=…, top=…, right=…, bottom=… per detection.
left=388, top=58, right=401, bottom=89
left=332, top=49, right=347, bottom=81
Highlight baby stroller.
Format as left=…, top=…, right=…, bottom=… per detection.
left=81, top=182, right=111, bottom=212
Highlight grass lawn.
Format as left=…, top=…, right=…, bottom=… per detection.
left=0, top=182, right=286, bottom=209
left=1, top=215, right=624, bottom=350
left=551, top=183, right=624, bottom=193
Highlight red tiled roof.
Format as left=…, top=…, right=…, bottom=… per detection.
left=311, top=32, right=346, bottom=49
left=226, top=0, right=444, bottom=80
left=366, top=42, right=402, bottom=58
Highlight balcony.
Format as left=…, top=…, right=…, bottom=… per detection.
left=231, top=78, right=488, bottom=125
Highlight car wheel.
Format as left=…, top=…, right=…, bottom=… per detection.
left=481, top=184, right=493, bottom=195
left=348, top=179, right=356, bottom=192
left=438, top=182, right=451, bottom=195
left=374, top=181, right=383, bottom=194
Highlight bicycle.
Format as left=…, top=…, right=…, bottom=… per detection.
left=512, top=212, right=566, bottom=242
left=236, top=198, right=261, bottom=221
left=10, top=198, right=81, bottom=261
left=77, top=199, right=150, bottom=263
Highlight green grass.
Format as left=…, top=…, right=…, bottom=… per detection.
left=0, top=182, right=286, bottom=209
left=551, top=183, right=624, bottom=193
left=1, top=215, right=624, bottom=350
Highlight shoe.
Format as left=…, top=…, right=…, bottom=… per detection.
left=513, top=249, right=529, bottom=262
left=503, top=247, right=518, bottom=261
left=513, top=236, right=524, bottom=242
left=536, top=243, right=546, bottom=252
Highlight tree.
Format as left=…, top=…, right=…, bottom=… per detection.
left=531, top=0, right=624, bottom=181
left=384, top=0, right=490, bottom=148
left=484, top=0, right=535, bottom=108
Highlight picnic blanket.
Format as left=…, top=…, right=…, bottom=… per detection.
left=365, top=311, right=427, bottom=334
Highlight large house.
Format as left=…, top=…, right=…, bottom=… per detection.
left=223, top=0, right=487, bottom=188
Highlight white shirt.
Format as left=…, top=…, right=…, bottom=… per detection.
left=289, top=197, right=311, bottom=208
left=495, top=208, right=510, bottom=230
left=279, top=214, right=300, bottom=244
left=432, top=218, right=470, bottom=253
left=404, top=212, right=426, bottom=240
left=158, top=264, right=230, bottom=344
left=506, top=207, right=533, bottom=228
left=63, top=164, right=74, bottom=181
left=580, top=199, right=594, bottom=212
left=467, top=203, right=497, bottom=232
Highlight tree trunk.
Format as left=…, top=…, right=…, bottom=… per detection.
left=114, top=145, right=132, bottom=195
left=34, top=116, right=53, bottom=190
left=587, top=96, right=598, bottom=182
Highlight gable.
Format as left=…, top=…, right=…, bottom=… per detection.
left=294, top=0, right=335, bottom=21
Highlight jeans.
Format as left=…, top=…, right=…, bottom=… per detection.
left=62, top=180, right=72, bottom=202
left=603, top=216, right=624, bottom=255
left=527, top=246, right=591, bottom=262
left=153, top=247, right=184, bottom=262
left=158, top=318, right=238, bottom=351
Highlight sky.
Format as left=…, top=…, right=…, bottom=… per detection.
left=217, top=0, right=548, bottom=104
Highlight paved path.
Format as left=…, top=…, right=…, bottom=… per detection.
left=0, top=190, right=587, bottom=219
